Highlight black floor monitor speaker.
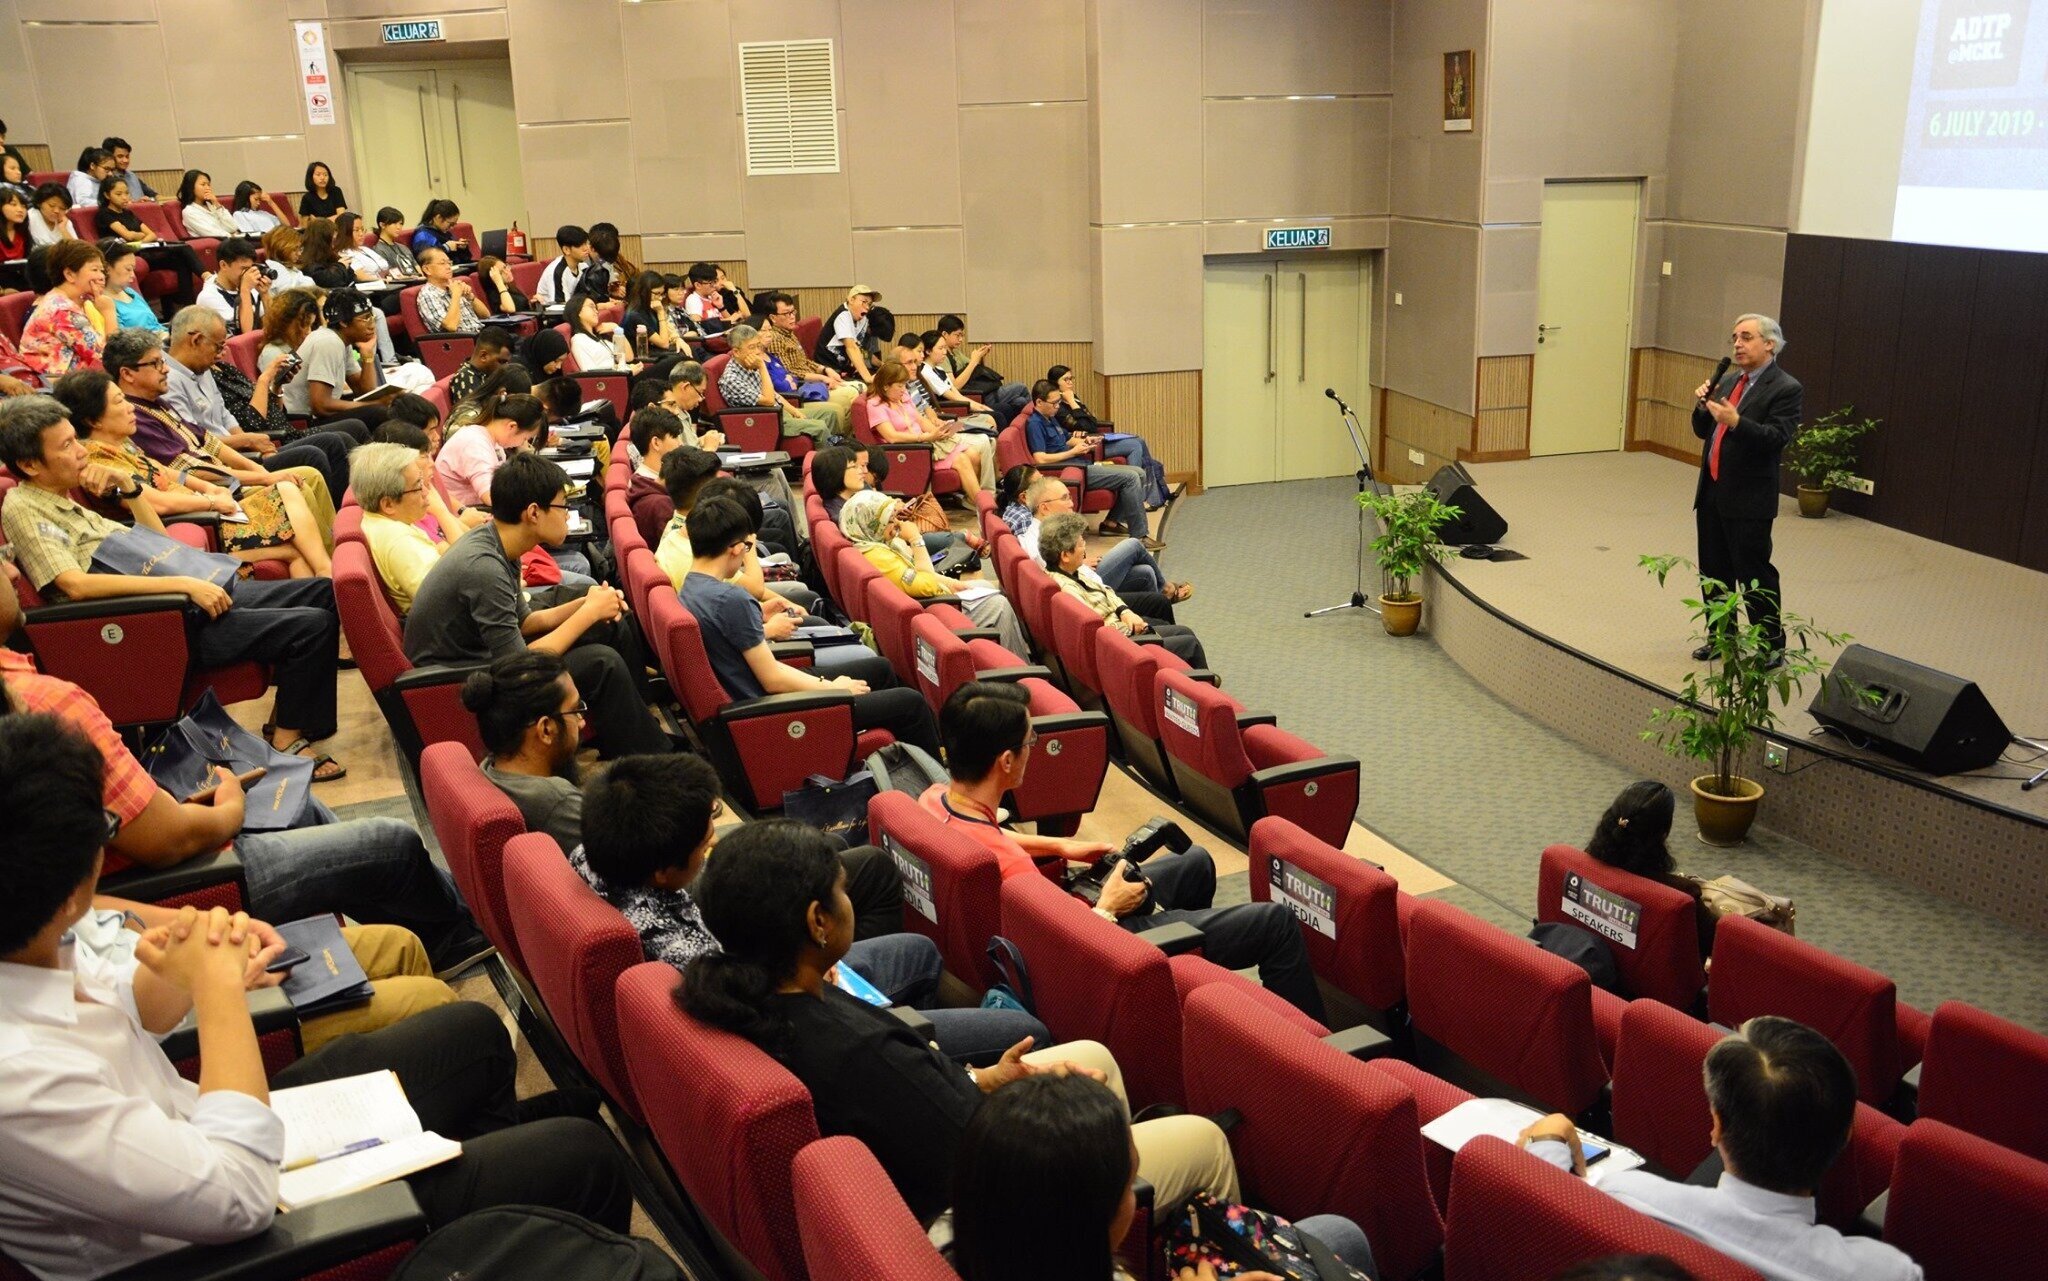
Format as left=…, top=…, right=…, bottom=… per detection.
left=1427, top=464, right=1508, bottom=546
left=1807, top=645, right=2012, bottom=776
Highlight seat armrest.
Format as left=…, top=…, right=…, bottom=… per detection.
left=27, top=593, right=192, bottom=624
left=161, top=986, right=296, bottom=1064
left=715, top=689, right=857, bottom=723
left=1234, top=709, right=1280, bottom=730
left=1133, top=918, right=1205, bottom=955
left=1131, top=633, right=1164, bottom=647
left=1030, top=710, right=1110, bottom=736
left=1323, top=1023, right=1395, bottom=1062
left=948, top=627, right=1001, bottom=643
left=161, top=512, right=223, bottom=530
left=98, top=846, right=248, bottom=905
left=888, top=1006, right=936, bottom=1040
left=1181, top=667, right=1222, bottom=687
left=1247, top=755, right=1360, bottom=791
left=976, top=664, right=1055, bottom=684
left=101, top=1183, right=429, bottom=1281
left=923, top=593, right=963, bottom=608
left=389, top=661, right=488, bottom=693
left=767, top=640, right=817, bottom=664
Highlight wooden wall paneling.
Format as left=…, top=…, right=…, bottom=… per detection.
left=1471, top=354, right=1530, bottom=458
left=15, top=143, right=53, bottom=171
left=2023, top=378, right=2048, bottom=572
left=1945, top=248, right=2048, bottom=562
left=1820, top=238, right=1910, bottom=525
left=1777, top=233, right=1845, bottom=443
left=1378, top=389, right=1472, bottom=484
left=1872, top=244, right=1976, bottom=540
left=1102, top=371, right=1201, bottom=482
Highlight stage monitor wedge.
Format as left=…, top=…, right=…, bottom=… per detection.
left=1808, top=645, right=2011, bottom=776
left=1427, top=464, right=1508, bottom=546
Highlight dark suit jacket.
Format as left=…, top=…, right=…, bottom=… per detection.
left=1692, top=361, right=1801, bottom=521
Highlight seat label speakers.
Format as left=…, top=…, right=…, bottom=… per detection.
left=1266, top=857, right=1338, bottom=939
left=1561, top=872, right=1641, bottom=949
left=1163, top=687, right=1200, bottom=735
left=883, top=834, right=937, bottom=923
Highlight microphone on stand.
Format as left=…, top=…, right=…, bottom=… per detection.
left=1325, top=387, right=1351, bottom=414
left=1699, top=356, right=1733, bottom=403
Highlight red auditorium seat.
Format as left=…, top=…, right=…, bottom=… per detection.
left=866, top=790, right=1007, bottom=988
left=1181, top=984, right=1445, bottom=1281
left=1884, top=1118, right=2048, bottom=1281
left=701, top=351, right=809, bottom=458
left=509, top=257, right=546, bottom=299
left=224, top=330, right=265, bottom=379
left=502, top=831, right=646, bottom=1117
left=1708, top=914, right=1926, bottom=1106
left=1913, top=999, right=2048, bottom=1164
left=1441, top=1137, right=1764, bottom=1281
left=1247, top=816, right=1408, bottom=1017
left=998, top=871, right=1327, bottom=1112
left=0, top=291, right=35, bottom=347
left=332, top=542, right=485, bottom=768
left=1536, top=843, right=1706, bottom=1011
left=1405, top=898, right=1614, bottom=1118
left=418, top=741, right=527, bottom=975
left=996, top=411, right=1110, bottom=515
left=848, top=396, right=953, bottom=498
left=616, top=961, right=817, bottom=1281
left=1152, top=666, right=1360, bottom=848
left=792, top=1137, right=954, bottom=1281
left=845, top=545, right=985, bottom=682
left=1094, top=621, right=1213, bottom=795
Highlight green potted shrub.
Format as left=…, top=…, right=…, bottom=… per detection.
left=1784, top=407, right=1879, bottom=518
left=1360, top=487, right=1460, bottom=636
left=1640, top=554, right=1850, bottom=845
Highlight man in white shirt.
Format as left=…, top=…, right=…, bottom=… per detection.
left=193, top=238, right=267, bottom=338
left=1519, top=1016, right=1923, bottom=1281
left=534, top=224, right=591, bottom=308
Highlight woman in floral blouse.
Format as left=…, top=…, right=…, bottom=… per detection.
left=18, top=240, right=107, bottom=379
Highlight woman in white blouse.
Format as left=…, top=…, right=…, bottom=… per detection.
left=175, top=170, right=240, bottom=239
left=334, top=211, right=389, bottom=282
left=28, top=183, right=75, bottom=248
left=565, top=291, right=640, bottom=374
left=230, top=180, right=287, bottom=236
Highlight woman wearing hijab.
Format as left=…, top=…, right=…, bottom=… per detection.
left=839, top=489, right=1026, bottom=654
left=518, top=327, right=571, bottom=379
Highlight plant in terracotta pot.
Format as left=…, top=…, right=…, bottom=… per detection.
left=1361, top=487, right=1460, bottom=636
left=1640, top=554, right=1850, bottom=845
left=1784, top=407, right=1878, bottom=518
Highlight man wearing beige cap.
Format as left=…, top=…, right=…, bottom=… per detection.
left=823, top=285, right=882, bottom=382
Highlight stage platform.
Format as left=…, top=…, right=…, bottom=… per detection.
left=1425, top=451, right=2048, bottom=932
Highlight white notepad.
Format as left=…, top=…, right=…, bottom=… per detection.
left=1418, top=1097, right=1646, bottom=1187
left=270, top=1070, right=461, bottom=1210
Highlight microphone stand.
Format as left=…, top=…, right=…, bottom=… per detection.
left=1306, top=391, right=1387, bottom=619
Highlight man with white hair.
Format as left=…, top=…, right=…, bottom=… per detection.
left=1690, top=312, right=1800, bottom=663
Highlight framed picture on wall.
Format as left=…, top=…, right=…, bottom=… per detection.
left=1444, top=50, right=1474, bottom=132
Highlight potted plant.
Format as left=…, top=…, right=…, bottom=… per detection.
left=1784, top=407, right=1879, bottom=518
left=1360, top=487, right=1460, bottom=636
left=1640, top=555, right=1850, bottom=845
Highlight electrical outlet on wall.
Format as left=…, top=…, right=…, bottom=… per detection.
left=1407, top=448, right=1426, bottom=466
left=1763, top=738, right=1790, bottom=773
left=1394, top=291, right=1404, bottom=305
left=1843, top=475, right=1875, bottom=495
left=1661, top=261, right=1672, bottom=276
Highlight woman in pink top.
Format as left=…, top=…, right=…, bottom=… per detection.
left=861, top=359, right=990, bottom=498
left=434, top=393, right=544, bottom=508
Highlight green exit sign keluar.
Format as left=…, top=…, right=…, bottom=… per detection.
left=382, top=20, right=444, bottom=44
left=1265, top=226, right=1331, bottom=250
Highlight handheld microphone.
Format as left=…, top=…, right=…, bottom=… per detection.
left=1700, top=356, right=1733, bottom=403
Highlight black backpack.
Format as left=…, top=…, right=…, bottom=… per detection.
left=389, top=1206, right=683, bottom=1281
left=1528, top=921, right=1623, bottom=994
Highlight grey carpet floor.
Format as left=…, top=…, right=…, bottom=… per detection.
left=1164, top=476, right=2048, bottom=1032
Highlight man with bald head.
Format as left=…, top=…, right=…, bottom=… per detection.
left=1690, top=313, right=1800, bottom=663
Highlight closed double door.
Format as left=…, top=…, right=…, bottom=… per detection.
left=1202, top=256, right=1371, bottom=488
left=345, top=61, right=524, bottom=234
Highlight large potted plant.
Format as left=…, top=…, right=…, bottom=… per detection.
left=1640, top=555, right=1849, bottom=845
left=1361, top=487, right=1460, bottom=636
left=1784, top=407, right=1879, bottom=518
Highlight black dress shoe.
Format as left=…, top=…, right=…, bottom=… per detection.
left=1690, top=643, right=1716, bottom=661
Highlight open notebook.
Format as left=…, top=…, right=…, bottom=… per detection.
left=271, top=1070, right=462, bottom=1211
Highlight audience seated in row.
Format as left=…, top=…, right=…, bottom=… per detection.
left=1000, top=466, right=1181, bottom=602
left=838, top=488, right=1026, bottom=653
left=864, top=356, right=991, bottom=497
left=1039, top=511, right=1205, bottom=667
left=1024, top=378, right=1155, bottom=546
left=813, top=443, right=980, bottom=573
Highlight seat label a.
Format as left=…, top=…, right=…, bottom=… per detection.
left=1562, top=872, right=1640, bottom=949
left=1267, top=857, right=1338, bottom=939
left=884, top=834, right=938, bottom=923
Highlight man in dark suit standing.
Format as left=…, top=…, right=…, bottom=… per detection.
left=1691, top=313, right=1800, bottom=663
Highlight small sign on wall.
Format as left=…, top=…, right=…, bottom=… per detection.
left=383, top=19, right=445, bottom=44
left=294, top=22, right=335, bottom=126
left=1444, top=50, right=1475, bottom=132
left=1265, top=226, right=1331, bottom=251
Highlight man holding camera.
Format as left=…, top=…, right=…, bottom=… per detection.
left=924, top=681, right=1327, bottom=1022
left=193, top=238, right=269, bottom=339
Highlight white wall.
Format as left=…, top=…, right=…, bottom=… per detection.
left=1794, top=0, right=1921, bottom=240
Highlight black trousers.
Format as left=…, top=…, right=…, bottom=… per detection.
left=564, top=635, right=669, bottom=759
left=268, top=429, right=359, bottom=500
left=271, top=1003, right=633, bottom=1232
left=1127, top=845, right=1329, bottom=1024
left=1695, top=501, right=1783, bottom=650
left=840, top=842, right=907, bottom=940
left=191, top=577, right=340, bottom=741
left=853, top=685, right=942, bottom=758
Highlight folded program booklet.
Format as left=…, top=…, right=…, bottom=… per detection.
left=271, top=1071, right=461, bottom=1211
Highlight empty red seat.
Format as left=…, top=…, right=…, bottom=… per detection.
left=1405, top=898, right=1611, bottom=1117
left=1536, top=844, right=1705, bottom=1011
left=1153, top=667, right=1359, bottom=848
left=1709, top=915, right=1924, bottom=1106
left=792, top=1137, right=954, bottom=1281
left=1885, top=1118, right=2048, bottom=1281
left=1181, top=984, right=1444, bottom=1281
left=1913, top=1000, right=2048, bottom=1165
left=1248, top=816, right=1406, bottom=1015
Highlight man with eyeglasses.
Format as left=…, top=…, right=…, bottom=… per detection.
left=161, top=307, right=362, bottom=496
left=405, top=451, right=670, bottom=760
left=462, top=650, right=595, bottom=853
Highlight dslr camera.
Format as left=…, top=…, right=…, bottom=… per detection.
left=1066, top=816, right=1191, bottom=907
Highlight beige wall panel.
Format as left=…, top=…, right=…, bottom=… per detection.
left=160, top=2, right=304, bottom=143
left=850, top=229, right=967, bottom=314
left=324, top=0, right=505, bottom=16
left=518, top=122, right=639, bottom=236
left=1483, top=0, right=1676, bottom=226
left=0, top=0, right=49, bottom=147
left=1378, top=389, right=1471, bottom=484
left=730, top=0, right=839, bottom=47
left=1667, top=0, right=1807, bottom=229
left=1654, top=223, right=1786, bottom=360
left=327, top=13, right=508, bottom=51
left=1389, top=0, right=1485, bottom=225
left=1201, top=98, right=1390, bottom=222
left=1103, top=371, right=1201, bottom=480
left=1635, top=218, right=1666, bottom=354
left=1383, top=219, right=1478, bottom=415
left=642, top=234, right=748, bottom=266
left=791, top=286, right=847, bottom=325
left=743, top=169, right=855, bottom=287
left=16, top=0, right=153, bottom=18
left=180, top=137, right=313, bottom=196
left=622, top=1, right=744, bottom=235
left=1200, top=217, right=1388, bottom=256
left=1477, top=224, right=1539, bottom=357
left=507, top=0, right=624, bottom=126
left=25, top=24, right=179, bottom=165
left=1093, top=225, right=1203, bottom=375
left=955, top=0, right=1087, bottom=105
left=959, top=103, right=1091, bottom=341
left=1202, top=0, right=1391, bottom=97
left=1092, top=0, right=1201, bottom=225
left=843, top=0, right=961, bottom=228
